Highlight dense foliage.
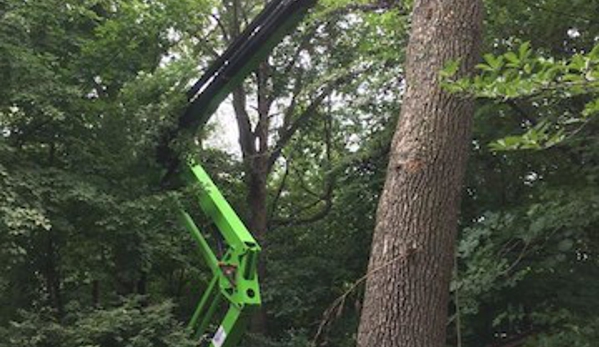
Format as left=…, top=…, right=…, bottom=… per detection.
left=0, top=0, right=597, bottom=347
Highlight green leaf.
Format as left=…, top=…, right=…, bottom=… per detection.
left=483, top=53, right=504, bottom=70
left=518, top=42, right=531, bottom=61
left=582, top=98, right=599, bottom=118
left=505, top=52, right=521, bottom=66
left=441, top=59, right=461, bottom=78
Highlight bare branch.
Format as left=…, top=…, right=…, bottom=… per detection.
left=232, top=86, right=256, bottom=157
left=325, top=0, right=407, bottom=17
left=270, top=168, right=334, bottom=228
left=295, top=169, right=322, bottom=198
left=268, top=76, right=344, bottom=170
left=312, top=244, right=421, bottom=346
left=255, top=62, right=273, bottom=153
left=270, top=109, right=336, bottom=228
left=192, top=26, right=222, bottom=59
left=267, top=155, right=290, bottom=222
left=210, top=13, right=229, bottom=42
left=270, top=27, right=317, bottom=100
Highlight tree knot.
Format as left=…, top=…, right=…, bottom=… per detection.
left=396, top=158, right=427, bottom=174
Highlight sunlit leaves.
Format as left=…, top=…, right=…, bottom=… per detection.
left=445, top=42, right=599, bottom=100
left=442, top=41, right=599, bottom=151
left=489, top=121, right=565, bottom=151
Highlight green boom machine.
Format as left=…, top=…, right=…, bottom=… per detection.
left=156, top=0, right=317, bottom=346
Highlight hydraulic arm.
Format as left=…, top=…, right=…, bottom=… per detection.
left=160, top=1, right=317, bottom=346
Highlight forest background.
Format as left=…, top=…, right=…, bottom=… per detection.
left=0, top=0, right=598, bottom=346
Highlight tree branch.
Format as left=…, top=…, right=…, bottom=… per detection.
left=270, top=27, right=316, bottom=100
left=270, top=109, right=336, bottom=228
left=267, top=73, right=349, bottom=171
left=232, top=86, right=256, bottom=157
left=267, top=155, right=290, bottom=223
left=210, top=13, right=229, bottom=42
left=255, top=62, right=273, bottom=154
left=271, top=190, right=333, bottom=228
left=313, top=243, right=421, bottom=345
left=325, top=0, right=407, bottom=17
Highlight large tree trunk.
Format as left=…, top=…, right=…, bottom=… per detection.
left=357, top=1, right=483, bottom=346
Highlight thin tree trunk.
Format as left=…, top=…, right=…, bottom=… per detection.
left=45, top=230, right=64, bottom=318
left=176, top=268, right=186, bottom=299
left=244, top=63, right=272, bottom=334
left=137, top=271, right=147, bottom=295
left=92, top=280, right=100, bottom=307
left=357, top=1, right=483, bottom=346
left=247, top=163, right=269, bottom=333
left=232, top=79, right=271, bottom=334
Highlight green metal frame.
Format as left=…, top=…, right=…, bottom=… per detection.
left=180, top=160, right=261, bottom=347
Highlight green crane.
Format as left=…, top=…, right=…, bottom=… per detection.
left=157, top=1, right=317, bottom=346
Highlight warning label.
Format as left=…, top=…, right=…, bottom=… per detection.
left=212, top=326, right=227, bottom=347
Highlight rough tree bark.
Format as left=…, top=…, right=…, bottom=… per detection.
left=357, top=1, right=483, bottom=346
